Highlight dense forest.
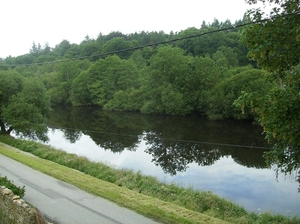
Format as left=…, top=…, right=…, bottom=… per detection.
left=0, top=18, right=273, bottom=121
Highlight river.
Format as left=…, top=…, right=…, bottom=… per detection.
left=45, top=106, right=300, bottom=217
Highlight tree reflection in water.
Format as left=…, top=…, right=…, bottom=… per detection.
left=143, top=131, right=270, bottom=175
left=47, top=106, right=300, bottom=190
left=144, top=132, right=222, bottom=175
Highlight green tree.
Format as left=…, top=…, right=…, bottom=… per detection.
left=53, top=61, right=81, bottom=105
left=52, top=40, right=71, bottom=57
left=103, top=37, right=134, bottom=59
left=129, top=49, right=147, bottom=69
left=72, top=55, right=141, bottom=108
left=236, top=0, right=300, bottom=173
left=34, top=54, right=56, bottom=63
left=103, top=88, right=144, bottom=111
left=29, top=42, right=42, bottom=55
left=188, top=55, right=225, bottom=112
left=0, top=71, right=50, bottom=141
left=212, top=46, right=238, bottom=68
left=176, top=27, right=201, bottom=56
left=70, top=70, right=93, bottom=106
left=14, top=54, right=35, bottom=65
left=0, top=70, right=23, bottom=108
left=64, top=44, right=80, bottom=59
left=207, top=68, right=273, bottom=120
left=141, top=46, right=193, bottom=115
left=79, top=41, right=103, bottom=59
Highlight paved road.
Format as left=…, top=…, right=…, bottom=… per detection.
left=0, top=154, right=159, bottom=224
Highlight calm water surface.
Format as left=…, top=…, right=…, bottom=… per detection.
left=46, top=106, right=300, bottom=217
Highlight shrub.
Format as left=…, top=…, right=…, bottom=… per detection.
left=0, top=176, right=25, bottom=198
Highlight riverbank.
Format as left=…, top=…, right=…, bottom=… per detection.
left=0, top=135, right=299, bottom=224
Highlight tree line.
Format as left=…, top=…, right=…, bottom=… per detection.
left=1, top=18, right=271, bottom=120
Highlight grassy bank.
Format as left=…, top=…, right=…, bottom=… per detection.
left=0, top=135, right=299, bottom=224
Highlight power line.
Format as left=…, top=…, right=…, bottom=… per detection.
left=4, top=118, right=271, bottom=149
left=1, top=11, right=299, bottom=67
left=1, top=11, right=294, bottom=150
left=47, top=125, right=271, bottom=150
left=2, top=116, right=271, bottom=149
left=2, top=116, right=272, bottom=149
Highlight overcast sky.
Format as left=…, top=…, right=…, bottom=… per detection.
left=0, top=0, right=258, bottom=58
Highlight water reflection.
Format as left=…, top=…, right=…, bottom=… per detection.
left=46, top=106, right=300, bottom=216
left=48, top=106, right=271, bottom=174
left=143, top=132, right=270, bottom=175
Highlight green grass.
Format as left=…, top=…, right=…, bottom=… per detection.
left=0, top=135, right=299, bottom=224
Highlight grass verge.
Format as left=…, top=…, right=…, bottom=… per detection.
left=0, top=135, right=299, bottom=224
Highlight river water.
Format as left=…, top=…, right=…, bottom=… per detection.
left=45, top=106, right=300, bottom=217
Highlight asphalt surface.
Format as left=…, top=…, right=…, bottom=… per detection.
left=0, top=153, right=159, bottom=224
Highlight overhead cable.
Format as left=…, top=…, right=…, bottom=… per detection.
left=47, top=125, right=271, bottom=150
left=1, top=11, right=299, bottom=67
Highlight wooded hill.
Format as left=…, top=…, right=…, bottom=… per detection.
left=0, top=18, right=273, bottom=119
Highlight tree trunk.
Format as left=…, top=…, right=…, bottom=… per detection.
left=0, top=120, right=13, bottom=135
left=7, top=126, right=14, bottom=135
left=0, top=120, right=6, bottom=133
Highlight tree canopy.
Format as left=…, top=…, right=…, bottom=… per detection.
left=235, top=0, right=300, bottom=174
left=0, top=70, right=51, bottom=141
left=0, top=16, right=276, bottom=139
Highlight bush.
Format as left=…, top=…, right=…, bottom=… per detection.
left=0, top=176, right=25, bottom=198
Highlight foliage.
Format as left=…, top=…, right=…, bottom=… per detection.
left=235, top=83, right=300, bottom=173
left=103, top=37, right=134, bottom=59
left=71, top=55, right=141, bottom=107
left=206, top=68, right=273, bottom=120
left=237, top=0, right=300, bottom=173
left=212, top=46, right=238, bottom=68
left=0, top=17, right=267, bottom=119
left=70, top=71, right=93, bottom=106
left=47, top=61, right=81, bottom=105
left=129, top=49, right=147, bottom=69
left=141, top=46, right=193, bottom=115
left=52, top=39, right=71, bottom=57
left=0, top=70, right=50, bottom=141
left=79, top=40, right=103, bottom=58
left=0, top=70, right=23, bottom=107
left=103, top=88, right=144, bottom=111
left=244, top=0, right=300, bottom=74
left=189, top=55, right=225, bottom=112
left=0, top=175, right=25, bottom=198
